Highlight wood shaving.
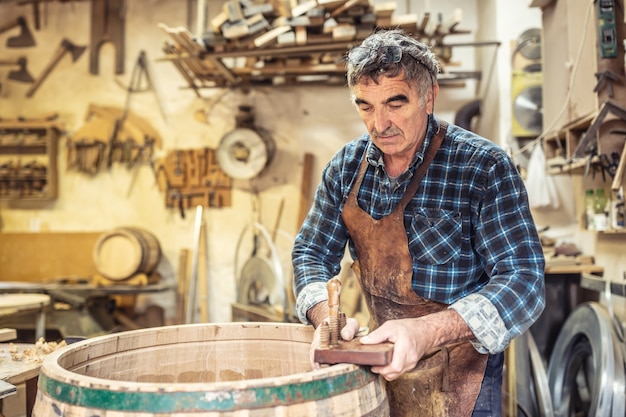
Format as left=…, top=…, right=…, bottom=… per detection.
left=9, top=337, right=67, bottom=363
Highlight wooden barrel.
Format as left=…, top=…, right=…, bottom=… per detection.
left=92, top=226, right=162, bottom=280
left=33, top=322, right=389, bottom=416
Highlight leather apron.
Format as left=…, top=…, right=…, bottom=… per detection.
left=341, top=122, right=489, bottom=417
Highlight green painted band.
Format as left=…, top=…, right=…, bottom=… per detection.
left=38, top=368, right=377, bottom=413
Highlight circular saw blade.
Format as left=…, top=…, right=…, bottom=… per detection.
left=237, top=255, right=284, bottom=308
left=217, top=128, right=270, bottom=180
left=517, top=28, right=542, bottom=60
left=513, top=85, right=543, bottom=135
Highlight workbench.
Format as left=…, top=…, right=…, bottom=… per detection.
left=0, top=294, right=50, bottom=341
left=0, top=343, right=41, bottom=417
left=0, top=282, right=174, bottom=339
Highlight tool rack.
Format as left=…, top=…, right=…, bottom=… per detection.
left=158, top=1, right=483, bottom=93
left=0, top=121, right=60, bottom=200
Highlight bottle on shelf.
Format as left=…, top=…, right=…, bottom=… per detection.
left=593, top=188, right=609, bottom=231
left=584, top=189, right=595, bottom=230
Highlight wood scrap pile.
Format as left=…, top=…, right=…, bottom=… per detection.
left=159, top=0, right=469, bottom=91
left=7, top=338, right=67, bottom=364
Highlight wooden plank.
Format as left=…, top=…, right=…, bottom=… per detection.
left=291, top=0, right=317, bottom=18
left=0, top=232, right=102, bottom=282
left=0, top=328, right=17, bottom=342
left=372, top=1, right=395, bottom=17
left=329, top=0, right=361, bottom=18
left=314, top=338, right=393, bottom=366
left=197, top=222, right=209, bottom=323
left=253, top=25, right=291, bottom=48
left=176, top=249, right=190, bottom=324
left=268, top=0, right=293, bottom=17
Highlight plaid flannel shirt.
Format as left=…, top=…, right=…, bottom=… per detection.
left=292, top=115, right=545, bottom=353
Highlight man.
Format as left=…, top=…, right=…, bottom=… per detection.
left=292, top=29, right=545, bottom=416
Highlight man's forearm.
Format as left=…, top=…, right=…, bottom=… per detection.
left=306, top=301, right=330, bottom=328
left=422, top=309, right=476, bottom=348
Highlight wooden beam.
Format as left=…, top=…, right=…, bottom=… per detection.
left=0, top=328, right=17, bottom=342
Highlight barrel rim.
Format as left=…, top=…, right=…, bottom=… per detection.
left=38, top=322, right=377, bottom=412
left=37, top=363, right=375, bottom=412
left=41, top=322, right=364, bottom=390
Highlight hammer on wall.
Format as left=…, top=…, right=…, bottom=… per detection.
left=26, top=38, right=86, bottom=98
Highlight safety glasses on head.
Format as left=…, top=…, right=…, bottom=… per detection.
left=347, top=45, right=404, bottom=65
left=347, top=44, right=436, bottom=79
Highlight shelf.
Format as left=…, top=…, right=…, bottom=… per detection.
left=599, top=228, right=626, bottom=234
left=0, top=122, right=60, bottom=201
left=158, top=1, right=490, bottom=92
left=546, top=157, right=588, bottom=176
left=544, top=112, right=596, bottom=171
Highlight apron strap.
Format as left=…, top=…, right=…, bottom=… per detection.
left=399, top=120, right=448, bottom=209
left=348, top=146, right=371, bottom=200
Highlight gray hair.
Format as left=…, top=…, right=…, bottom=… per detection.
left=346, top=29, right=439, bottom=104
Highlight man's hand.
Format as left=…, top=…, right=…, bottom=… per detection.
left=309, top=316, right=360, bottom=369
left=360, top=309, right=474, bottom=381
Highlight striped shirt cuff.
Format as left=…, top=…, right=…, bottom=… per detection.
left=449, top=293, right=509, bottom=354
left=296, top=281, right=329, bottom=324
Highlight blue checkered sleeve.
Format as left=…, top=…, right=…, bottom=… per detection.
left=292, top=117, right=545, bottom=352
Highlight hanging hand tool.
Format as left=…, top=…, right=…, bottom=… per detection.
left=0, top=57, right=34, bottom=83
left=584, top=147, right=603, bottom=180
left=573, top=100, right=626, bottom=159
left=599, top=151, right=620, bottom=179
left=90, top=0, right=126, bottom=75
left=0, top=16, right=35, bottom=47
left=161, top=42, right=201, bottom=98
left=25, top=38, right=86, bottom=98
left=594, top=70, right=621, bottom=98
left=6, top=1, right=45, bottom=31
left=609, top=131, right=626, bottom=193
left=106, top=50, right=152, bottom=168
left=31, top=0, right=42, bottom=30
left=115, top=50, right=168, bottom=122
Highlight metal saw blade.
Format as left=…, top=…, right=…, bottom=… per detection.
left=237, top=255, right=284, bottom=308
left=513, top=85, right=543, bottom=135
left=517, top=28, right=542, bottom=60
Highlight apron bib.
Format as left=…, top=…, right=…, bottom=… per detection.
left=341, top=122, right=488, bottom=416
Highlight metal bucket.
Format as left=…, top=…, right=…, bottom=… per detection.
left=33, top=322, right=389, bottom=416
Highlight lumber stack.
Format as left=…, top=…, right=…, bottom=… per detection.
left=159, top=0, right=469, bottom=90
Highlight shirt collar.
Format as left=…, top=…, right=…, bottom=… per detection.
left=365, top=114, right=440, bottom=172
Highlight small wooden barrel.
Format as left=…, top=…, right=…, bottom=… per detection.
left=92, top=226, right=162, bottom=280
left=34, top=322, right=389, bottom=416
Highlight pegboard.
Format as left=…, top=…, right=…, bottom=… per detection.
left=156, top=148, right=232, bottom=215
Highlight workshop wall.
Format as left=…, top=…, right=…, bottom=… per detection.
left=0, top=0, right=522, bottom=324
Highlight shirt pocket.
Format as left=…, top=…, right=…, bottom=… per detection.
left=408, top=208, right=462, bottom=265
